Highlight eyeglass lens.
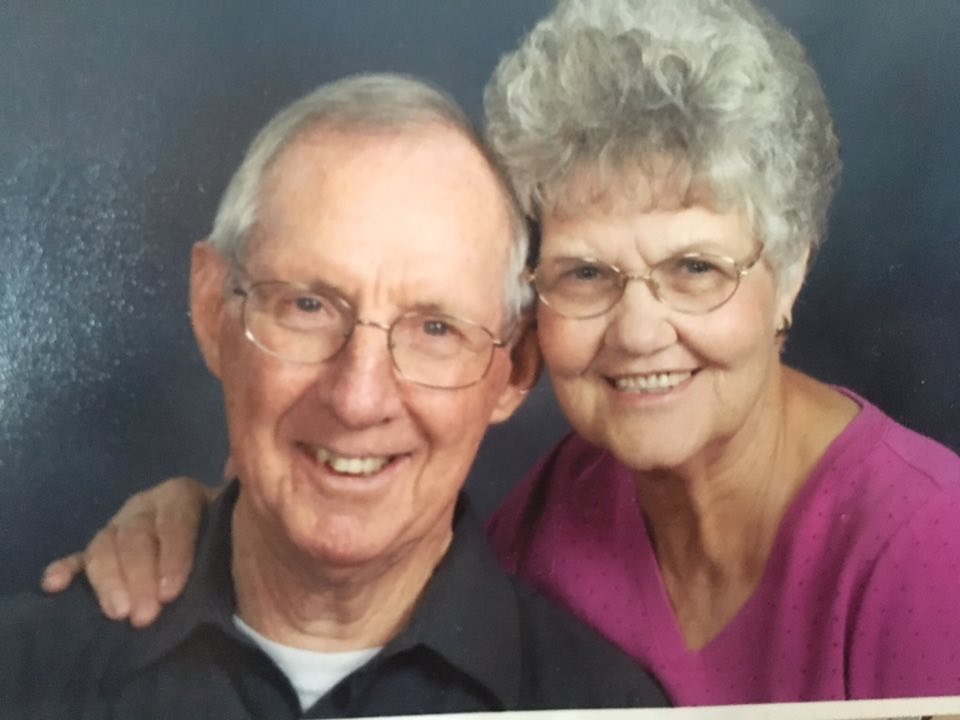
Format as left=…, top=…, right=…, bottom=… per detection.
left=533, top=253, right=746, bottom=317
left=240, top=282, right=498, bottom=389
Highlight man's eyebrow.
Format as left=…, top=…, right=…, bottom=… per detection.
left=405, top=300, right=457, bottom=316
left=405, top=300, right=498, bottom=326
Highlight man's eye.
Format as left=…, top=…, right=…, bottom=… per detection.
left=270, top=291, right=340, bottom=330
left=422, top=319, right=455, bottom=337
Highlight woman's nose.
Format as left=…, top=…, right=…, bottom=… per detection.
left=603, top=278, right=678, bottom=355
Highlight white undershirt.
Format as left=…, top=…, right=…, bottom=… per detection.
left=233, top=615, right=381, bottom=711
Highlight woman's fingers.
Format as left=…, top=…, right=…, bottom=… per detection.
left=40, top=475, right=214, bottom=626
left=40, top=553, right=85, bottom=594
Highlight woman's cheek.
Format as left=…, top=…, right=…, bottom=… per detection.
left=537, top=312, right=601, bottom=378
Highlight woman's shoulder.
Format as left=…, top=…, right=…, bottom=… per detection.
left=791, top=384, right=960, bottom=547
left=770, top=377, right=959, bottom=571
left=830, top=386, right=959, bottom=490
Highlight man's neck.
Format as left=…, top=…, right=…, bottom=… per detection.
left=230, top=496, right=453, bottom=652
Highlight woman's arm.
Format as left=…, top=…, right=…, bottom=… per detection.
left=41, top=476, right=217, bottom=627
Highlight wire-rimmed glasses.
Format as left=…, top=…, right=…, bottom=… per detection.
left=232, top=281, right=508, bottom=390
left=529, top=247, right=764, bottom=318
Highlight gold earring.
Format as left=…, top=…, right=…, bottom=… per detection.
left=775, top=316, right=792, bottom=337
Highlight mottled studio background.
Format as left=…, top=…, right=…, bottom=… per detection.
left=1, top=1, right=958, bottom=592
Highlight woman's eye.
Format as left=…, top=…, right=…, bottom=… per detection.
left=677, top=257, right=718, bottom=274
left=559, top=262, right=610, bottom=283
left=571, top=265, right=602, bottom=280
left=294, top=296, right=324, bottom=313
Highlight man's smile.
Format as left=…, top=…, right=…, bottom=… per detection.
left=314, top=446, right=395, bottom=476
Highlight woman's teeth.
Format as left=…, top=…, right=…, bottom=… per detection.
left=614, top=371, right=692, bottom=393
left=315, top=447, right=391, bottom=475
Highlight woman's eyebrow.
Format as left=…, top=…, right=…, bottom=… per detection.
left=662, top=238, right=740, bottom=256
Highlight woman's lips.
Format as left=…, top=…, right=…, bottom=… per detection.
left=608, top=370, right=696, bottom=394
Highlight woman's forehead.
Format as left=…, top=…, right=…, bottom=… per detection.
left=540, top=156, right=731, bottom=222
left=540, top=200, right=755, bottom=262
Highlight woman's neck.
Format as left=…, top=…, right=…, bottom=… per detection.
left=230, top=497, right=452, bottom=652
left=632, top=366, right=859, bottom=649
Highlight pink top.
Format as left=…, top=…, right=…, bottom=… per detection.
left=487, top=389, right=960, bottom=705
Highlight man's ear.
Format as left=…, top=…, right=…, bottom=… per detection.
left=490, top=318, right=542, bottom=424
left=190, top=240, right=230, bottom=379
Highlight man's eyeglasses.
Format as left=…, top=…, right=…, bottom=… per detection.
left=233, top=281, right=508, bottom=390
left=528, top=247, right=763, bottom=318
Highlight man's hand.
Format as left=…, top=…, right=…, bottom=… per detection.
left=41, top=476, right=216, bottom=627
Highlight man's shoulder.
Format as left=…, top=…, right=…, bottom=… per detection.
left=0, top=583, right=127, bottom=702
left=509, top=579, right=669, bottom=707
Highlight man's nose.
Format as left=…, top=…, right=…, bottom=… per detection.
left=325, top=322, right=404, bottom=428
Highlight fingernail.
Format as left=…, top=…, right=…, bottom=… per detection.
left=159, top=575, right=175, bottom=600
left=40, top=568, right=58, bottom=590
left=109, top=592, right=131, bottom=618
left=133, top=599, right=162, bottom=628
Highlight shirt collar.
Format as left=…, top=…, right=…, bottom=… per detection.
left=105, top=482, right=242, bottom=687
left=106, top=483, right=523, bottom=707
left=377, top=496, right=523, bottom=707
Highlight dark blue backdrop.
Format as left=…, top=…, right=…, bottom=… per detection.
left=1, top=1, right=958, bottom=593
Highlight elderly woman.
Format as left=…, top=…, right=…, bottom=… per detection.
left=44, top=0, right=960, bottom=704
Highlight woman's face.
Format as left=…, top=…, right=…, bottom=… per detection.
left=537, top=191, right=798, bottom=474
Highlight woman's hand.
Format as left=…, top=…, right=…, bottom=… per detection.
left=41, top=476, right=216, bottom=627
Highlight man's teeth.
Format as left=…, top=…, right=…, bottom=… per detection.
left=315, top=447, right=391, bottom=475
left=614, top=371, right=692, bottom=393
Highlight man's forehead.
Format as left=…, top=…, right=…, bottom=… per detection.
left=263, top=121, right=496, bottom=191
left=251, top=124, right=514, bottom=257
left=241, top=124, right=514, bottom=323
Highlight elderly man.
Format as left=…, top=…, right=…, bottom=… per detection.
left=0, top=75, right=666, bottom=717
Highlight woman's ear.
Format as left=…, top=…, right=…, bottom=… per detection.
left=775, top=247, right=810, bottom=331
left=490, top=318, right=543, bottom=424
left=509, top=317, right=543, bottom=392
left=190, top=240, right=230, bottom=379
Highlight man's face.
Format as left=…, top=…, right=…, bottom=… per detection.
left=192, top=124, right=528, bottom=572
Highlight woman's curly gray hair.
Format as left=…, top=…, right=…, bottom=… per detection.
left=484, top=0, right=841, bottom=287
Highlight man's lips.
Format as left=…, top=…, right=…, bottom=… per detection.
left=315, top=447, right=393, bottom=475
left=298, top=444, right=409, bottom=477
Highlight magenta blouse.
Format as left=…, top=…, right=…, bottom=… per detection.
left=487, top=389, right=960, bottom=704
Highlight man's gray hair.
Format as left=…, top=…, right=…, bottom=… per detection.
left=484, top=0, right=841, bottom=288
left=211, top=73, right=533, bottom=325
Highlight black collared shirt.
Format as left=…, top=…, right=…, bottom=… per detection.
left=0, top=483, right=667, bottom=718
